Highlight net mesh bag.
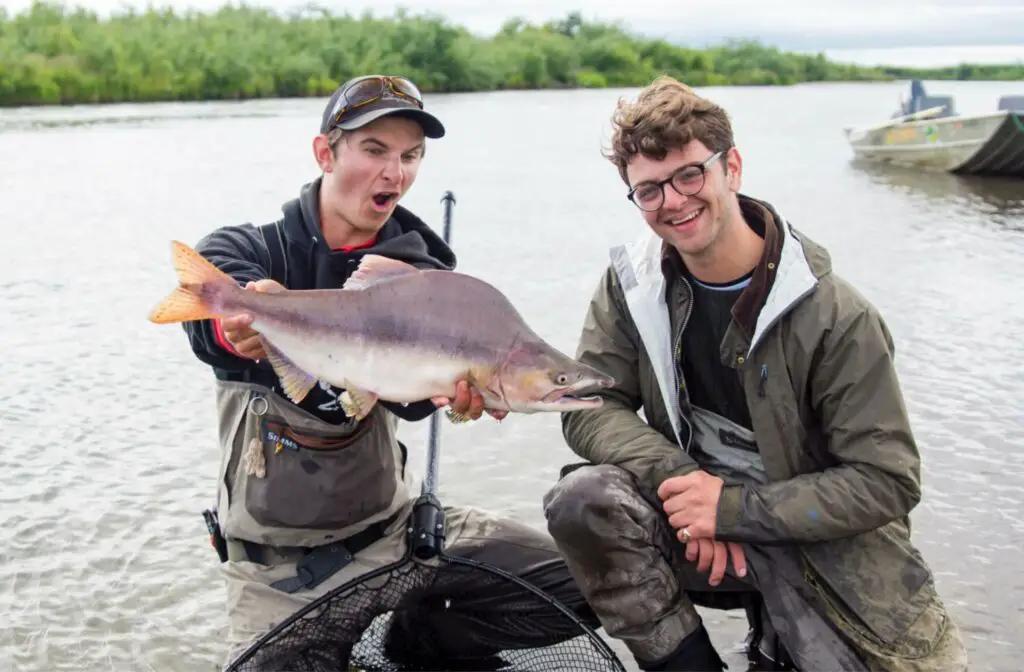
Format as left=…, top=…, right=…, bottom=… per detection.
left=224, top=500, right=625, bottom=672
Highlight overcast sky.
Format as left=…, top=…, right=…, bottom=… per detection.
left=5, top=0, right=1022, bottom=50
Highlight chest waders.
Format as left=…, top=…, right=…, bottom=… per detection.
left=201, top=215, right=408, bottom=594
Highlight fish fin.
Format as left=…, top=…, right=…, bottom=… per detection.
left=148, top=286, right=218, bottom=324
left=261, top=336, right=319, bottom=404
left=469, top=366, right=503, bottom=403
left=148, top=240, right=233, bottom=324
left=342, top=254, right=419, bottom=291
left=339, top=387, right=378, bottom=421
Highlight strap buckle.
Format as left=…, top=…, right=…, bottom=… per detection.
left=270, top=541, right=354, bottom=594
left=264, top=512, right=399, bottom=594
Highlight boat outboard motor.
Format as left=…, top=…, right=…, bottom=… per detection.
left=908, top=79, right=926, bottom=114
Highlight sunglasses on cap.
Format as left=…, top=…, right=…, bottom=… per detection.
left=327, top=75, right=424, bottom=129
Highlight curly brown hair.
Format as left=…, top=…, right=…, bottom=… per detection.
left=604, top=76, right=734, bottom=185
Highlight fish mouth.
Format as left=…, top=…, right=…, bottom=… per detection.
left=541, top=378, right=612, bottom=405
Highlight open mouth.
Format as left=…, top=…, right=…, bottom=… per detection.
left=666, top=207, right=704, bottom=228
left=552, top=392, right=600, bottom=403
left=541, top=379, right=612, bottom=404
left=371, top=191, right=398, bottom=209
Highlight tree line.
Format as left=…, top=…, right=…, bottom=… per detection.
left=1, top=2, right=1021, bottom=107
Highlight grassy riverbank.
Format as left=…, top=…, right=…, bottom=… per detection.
left=2, top=2, right=1022, bottom=107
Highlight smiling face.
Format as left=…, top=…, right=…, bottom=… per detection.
left=626, top=140, right=743, bottom=259
left=313, top=115, right=426, bottom=243
left=605, top=76, right=744, bottom=263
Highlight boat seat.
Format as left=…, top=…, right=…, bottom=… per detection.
left=919, top=95, right=956, bottom=118
left=997, top=95, right=1024, bottom=112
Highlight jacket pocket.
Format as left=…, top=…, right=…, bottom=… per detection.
left=801, top=524, right=942, bottom=657
left=806, top=566, right=948, bottom=666
left=241, top=398, right=398, bottom=531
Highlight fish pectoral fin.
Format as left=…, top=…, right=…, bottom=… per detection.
left=342, top=254, right=419, bottom=291
left=459, top=370, right=502, bottom=407
left=468, top=367, right=503, bottom=403
left=260, top=336, right=319, bottom=404
left=339, top=387, right=378, bottom=421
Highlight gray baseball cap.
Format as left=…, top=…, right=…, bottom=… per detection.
left=320, top=75, right=445, bottom=139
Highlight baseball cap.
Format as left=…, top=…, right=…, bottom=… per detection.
left=319, top=75, right=446, bottom=139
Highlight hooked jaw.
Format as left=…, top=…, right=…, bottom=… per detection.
left=538, top=374, right=615, bottom=408
left=495, top=348, right=616, bottom=413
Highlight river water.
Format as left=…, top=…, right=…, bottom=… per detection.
left=2, top=79, right=1023, bottom=671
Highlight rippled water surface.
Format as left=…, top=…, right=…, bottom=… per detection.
left=2, top=80, right=1023, bottom=671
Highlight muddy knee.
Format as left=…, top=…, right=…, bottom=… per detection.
left=543, top=464, right=655, bottom=547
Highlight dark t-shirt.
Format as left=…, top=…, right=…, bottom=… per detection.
left=679, top=272, right=754, bottom=430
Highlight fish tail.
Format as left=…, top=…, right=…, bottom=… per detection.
left=147, top=241, right=235, bottom=324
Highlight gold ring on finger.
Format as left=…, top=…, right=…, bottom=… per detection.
left=445, top=409, right=470, bottom=424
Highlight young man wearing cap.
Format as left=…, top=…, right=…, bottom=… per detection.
left=542, top=77, right=968, bottom=671
left=180, top=75, right=599, bottom=670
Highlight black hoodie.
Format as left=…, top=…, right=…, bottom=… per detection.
left=181, top=177, right=457, bottom=424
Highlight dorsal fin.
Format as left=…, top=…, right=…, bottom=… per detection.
left=342, top=254, right=420, bottom=291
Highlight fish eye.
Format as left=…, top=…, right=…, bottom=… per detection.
left=555, top=374, right=569, bottom=385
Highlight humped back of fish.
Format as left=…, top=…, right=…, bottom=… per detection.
left=244, top=254, right=537, bottom=357
left=344, top=268, right=537, bottom=356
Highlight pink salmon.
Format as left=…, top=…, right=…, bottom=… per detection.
left=147, top=241, right=614, bottom=419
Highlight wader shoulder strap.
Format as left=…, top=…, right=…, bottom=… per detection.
left=256, top=221, right=289, bottom=287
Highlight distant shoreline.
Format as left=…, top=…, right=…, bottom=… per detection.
left=822, top=45, right=1024, bottom=69
left=3, top=3, right=1023, bottom=109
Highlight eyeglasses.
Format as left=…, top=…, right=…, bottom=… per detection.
left=327, top=75, right=424, bottom=129
left=626, top=151, right=724, bottom=212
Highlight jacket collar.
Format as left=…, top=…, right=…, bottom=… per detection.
left=648, top=194, right=820, bottom=358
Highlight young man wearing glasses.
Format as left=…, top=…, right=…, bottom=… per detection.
left=180, top=75, right=599, bottom=670
left=542, top=76, right=968, bottom=672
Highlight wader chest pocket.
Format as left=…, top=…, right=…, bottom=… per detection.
left=244, top=413, right=396, bottom=530
left=718, top=428, right=758, bottom=453
left=260, top=416, right=370, bottom=453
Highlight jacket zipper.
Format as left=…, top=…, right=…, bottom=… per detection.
left=672, top=278, right=695, bottom=454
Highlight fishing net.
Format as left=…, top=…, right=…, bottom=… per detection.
left=224, top=496, right=625, bottom=672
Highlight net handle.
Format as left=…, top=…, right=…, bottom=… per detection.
left=423, top=189, right=455, bottom=496
left=408, top=190, right=456, bottom=560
